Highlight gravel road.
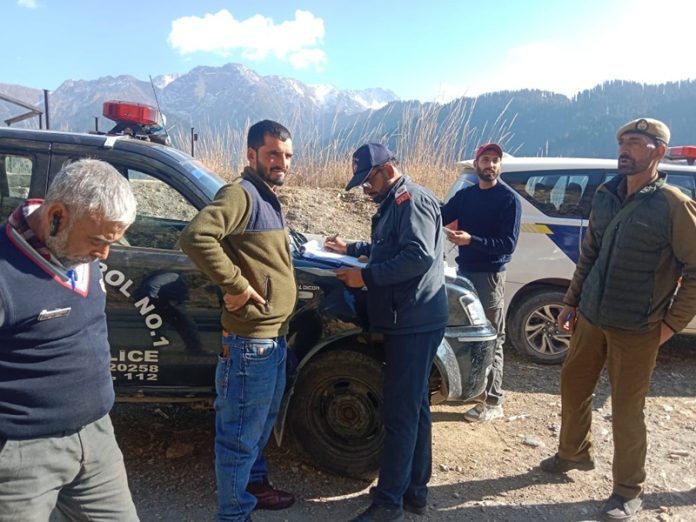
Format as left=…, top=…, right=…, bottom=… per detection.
left=112, top=338, right=696, bottom=522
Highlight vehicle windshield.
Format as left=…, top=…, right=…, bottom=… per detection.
left=150, top=144, right=226, bottom=199
left=187, top=160, right=225, bottom=200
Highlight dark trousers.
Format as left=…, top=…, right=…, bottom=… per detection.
left=373, top=328, right=445, bottom=510
left=460, top=271, right=506, bottom=405
left=559, top=314, right=661, bottom=499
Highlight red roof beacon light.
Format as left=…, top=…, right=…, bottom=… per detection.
left=103, top=100, right=159, bottom=127
left=100, top=100, right=168, bottom=145
left=666, top=146, right=696, bottom=165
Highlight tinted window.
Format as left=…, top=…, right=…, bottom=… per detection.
left=505, top=169, right=608, bottom=219
left=125, top=169, right=199, bottom=250
left=0, top=154, right=33, bottom=221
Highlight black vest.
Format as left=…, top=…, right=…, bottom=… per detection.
left=0, top=224, right=114, bottom=439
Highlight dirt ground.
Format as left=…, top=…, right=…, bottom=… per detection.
left=110, top=186, right=696, bottom=521
left=112, top=340, right=696, bottom=522
left=277, top=186, right=374, bottom=241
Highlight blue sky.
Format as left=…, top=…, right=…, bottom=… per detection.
left=4, top=0, right=695, bottom=101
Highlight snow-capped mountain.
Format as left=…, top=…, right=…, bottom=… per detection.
left=0, top=63, right=399, bottom=133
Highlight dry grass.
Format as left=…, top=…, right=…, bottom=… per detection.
left=169, top=99, right=516, bottom=198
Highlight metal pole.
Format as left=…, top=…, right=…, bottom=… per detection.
left=191, top=127, right=195, bottom=157
left=94, top=116, right=99, bottom=133
left=43, top=89, right=50, bottom=130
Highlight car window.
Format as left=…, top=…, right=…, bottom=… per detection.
left=0, top=154, right=33, bottom=221
left=505, top=169, right=606, bottom=219
left=125, top=169, right=199, bottom=250
left=665, top=173, right=695, bottom=199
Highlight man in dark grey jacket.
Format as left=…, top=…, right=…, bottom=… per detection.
left=325, top=143, right=448, bottom=522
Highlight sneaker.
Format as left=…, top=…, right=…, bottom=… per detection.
left=463, top=403, right=504, bottom=422
left=601, top=494, right=642, bottom=520
left=539, top=453, right=595, bottom=474
left=349, top=503, right=405, bottom=522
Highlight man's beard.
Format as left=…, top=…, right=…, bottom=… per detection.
left=617, top=155, right=650, bottom=176
left=45, top=225, right=93, bottom=268
left=257, top=163, right=286, bottom=186
left=476, top=167, right=497, bottom=182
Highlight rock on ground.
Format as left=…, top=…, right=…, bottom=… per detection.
left=112, top=341, right=696, bottom=521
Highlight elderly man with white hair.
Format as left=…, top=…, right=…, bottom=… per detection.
left=0, top=159, right=139, bottom=521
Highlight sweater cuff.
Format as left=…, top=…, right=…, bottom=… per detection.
left=563, top=288, right=579, bottom=307
left=663, top=319, right=679, bottom=334
left=469, top=235, right=483, bottom=247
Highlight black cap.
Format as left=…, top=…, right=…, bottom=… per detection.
left=345, top=143, right=396, bottom=191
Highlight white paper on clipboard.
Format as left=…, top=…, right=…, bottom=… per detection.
left=300, top=239, right=367, bottom=268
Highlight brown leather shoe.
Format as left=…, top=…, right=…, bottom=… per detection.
left=247, top=479, right=295, bottom=510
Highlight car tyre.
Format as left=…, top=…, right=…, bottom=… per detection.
left=509, top=288, right=570, bottom=364
left=289, top=349, right=383, bottom=478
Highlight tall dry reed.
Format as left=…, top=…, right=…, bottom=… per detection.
left=169, top=98, right=516, bottom=198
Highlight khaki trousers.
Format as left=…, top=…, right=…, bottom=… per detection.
left=558, top=314, right=661, bottom=499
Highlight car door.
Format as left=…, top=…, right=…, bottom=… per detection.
left=0, top=140, right=51, bottom=221
left=47, top=149, right=220, bottom=395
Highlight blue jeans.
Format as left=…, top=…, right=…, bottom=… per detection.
left=373, top=329, right=445, bottom=510
left=215, top=333, right=286, bottom=522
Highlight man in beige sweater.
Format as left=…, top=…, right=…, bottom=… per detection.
left=180, top=120, right=297, bottom=522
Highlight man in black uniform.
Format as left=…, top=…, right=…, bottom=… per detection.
left=325, top=143, right=448, bottom=522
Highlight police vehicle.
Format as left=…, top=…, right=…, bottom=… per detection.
left=445, top=147, right=696, bottom=364
left=0, top=120, right=495, bottom=478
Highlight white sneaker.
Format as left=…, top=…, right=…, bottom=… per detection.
left=463, top=403, right=504, bottom=422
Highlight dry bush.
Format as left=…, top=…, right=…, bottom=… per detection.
left=169, top=99, right=516, bottom=198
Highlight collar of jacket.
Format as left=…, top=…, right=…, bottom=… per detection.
left=242, top=166, right=281, bottom=200
left=601, top=170, right=666, bottom=202
left=377, top=175, right=410, bottom=208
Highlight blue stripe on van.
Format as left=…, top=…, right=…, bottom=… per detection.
left=543, top=224, right=584, bottom=264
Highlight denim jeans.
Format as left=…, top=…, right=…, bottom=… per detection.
left=215, top=333, right=286, bottom=522
left=373, top=328, right=445, bottom=510
left=0, top=414, right=138, bottom=522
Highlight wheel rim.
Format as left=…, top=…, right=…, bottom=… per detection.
left=309, top=376, right=382, bottom=452
left=524, top=303, right=571, bottom=357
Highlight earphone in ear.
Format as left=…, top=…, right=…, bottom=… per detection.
left=50, top=215, right=61, bottom=237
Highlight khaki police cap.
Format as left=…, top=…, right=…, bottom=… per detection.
left=616, top=118, right=670, bottom=145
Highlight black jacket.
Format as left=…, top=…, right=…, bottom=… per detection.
left=348, top=176, right=448, bottom=334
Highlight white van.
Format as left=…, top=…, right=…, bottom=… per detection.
left=444, top=147, right=696, bottom=364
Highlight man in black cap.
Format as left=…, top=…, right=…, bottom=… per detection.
left=324, top=143, right=448, bottom=522
left=540, top=118, right=696, bottom=521
left=441, top=143, right=521, bottom=423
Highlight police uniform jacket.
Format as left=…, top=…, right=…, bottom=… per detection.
left=348, top=176, right=448, bottom=335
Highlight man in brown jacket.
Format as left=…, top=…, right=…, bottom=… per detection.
left=540, top=118, right=696, bottom=521
left=180, top=120, right=296, bottom=522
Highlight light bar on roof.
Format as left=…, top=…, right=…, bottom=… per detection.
left=666, top=146, right=696, bottom=165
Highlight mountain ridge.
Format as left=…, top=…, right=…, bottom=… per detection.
left=1, top=64, right=695, bottom=159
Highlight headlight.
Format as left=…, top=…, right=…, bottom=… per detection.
left=459, top=293, right=488, bottom=326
